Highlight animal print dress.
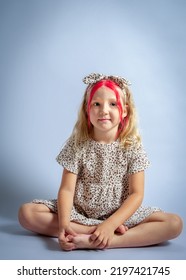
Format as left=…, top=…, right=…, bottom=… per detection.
left=33, top=137, right=161, bottom=228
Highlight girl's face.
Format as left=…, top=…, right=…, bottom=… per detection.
left=89, top=86, right=127, bottom=141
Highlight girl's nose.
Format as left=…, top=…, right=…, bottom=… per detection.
left=100, top=103, right=109, bottom=114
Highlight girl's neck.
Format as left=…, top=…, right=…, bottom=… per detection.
left=91, top=131, right=118, bottom=144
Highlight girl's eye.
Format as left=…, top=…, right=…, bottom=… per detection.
left=93, top=102, right=100, bottom=106
left=111, top=102, right=117, bottom=106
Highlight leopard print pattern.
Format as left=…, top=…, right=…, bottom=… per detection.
left=82, top=72, right=131, bottom=89
left=33, top=137, right=161, bottom=228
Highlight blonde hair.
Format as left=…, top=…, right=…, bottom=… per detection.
left=71, top=83, right=141, bottom=148
left=119, top=85, right=141, bottom=147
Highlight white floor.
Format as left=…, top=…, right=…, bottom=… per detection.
left=0, top=217, right=185, bottom=260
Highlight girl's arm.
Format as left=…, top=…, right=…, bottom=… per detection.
left=106, top=170, right=144, bottom=228
left=57, top=168, right=77, bottom=250
left=91, top=171, right=145, bottom=247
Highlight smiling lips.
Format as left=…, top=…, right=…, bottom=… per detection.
left=98, top=118, right=111, bottom=122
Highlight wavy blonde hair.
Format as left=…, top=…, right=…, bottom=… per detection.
left=71, top=83, right=141, bottom=148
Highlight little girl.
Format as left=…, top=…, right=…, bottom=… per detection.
left=18, top=73, right=183, bottom=251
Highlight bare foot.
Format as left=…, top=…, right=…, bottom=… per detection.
left=67, top=234, right=96, bottom=249
left=115, top=225, right=128, bottom=234
left=65, top=225, right=128, bottom=250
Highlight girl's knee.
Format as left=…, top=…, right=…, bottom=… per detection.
left=147, top=212, right=183, bottom=240
left=166, top=213, right=183, bottom=239
left=18, top=203, right=34, bottom=229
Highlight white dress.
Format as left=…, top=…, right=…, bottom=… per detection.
left=33, top=137, right=161, bottom=228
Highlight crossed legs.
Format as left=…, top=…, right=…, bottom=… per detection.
left=18, top=203, right=183, bottom=250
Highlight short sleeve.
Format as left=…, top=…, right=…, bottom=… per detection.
left=127, top=143, right=150, bottom=174
left=56, top=137, right=81, bottom=174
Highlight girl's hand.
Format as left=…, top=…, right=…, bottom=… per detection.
left=58, top=226, right=77, bottom=251
left=90, top=222, right=116, bottom=249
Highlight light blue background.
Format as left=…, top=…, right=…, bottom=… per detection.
left=0, top=0, right=185, bottom=259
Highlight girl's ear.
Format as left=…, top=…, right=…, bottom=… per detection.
left=122, top=104, right=128, bottom=118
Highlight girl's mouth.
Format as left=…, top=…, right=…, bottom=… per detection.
left=98, top=118, right=111, bottom=122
